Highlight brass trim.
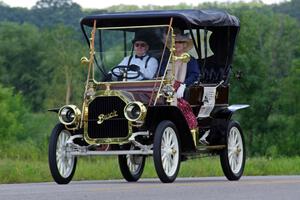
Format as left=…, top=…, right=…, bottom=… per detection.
left=96, top=24, right=171, bottom=30
left=83, top=90, right=134, bottom=145
left=154, top=26, right=175, bottom=105
left=93, top=79, right=164, bottom=85
left=80, top=56, right=89, bottom=64
left=104, top=83, right=111, bottom=91
left=97, top=110, right=118, bottom=125
left=80, top=20, right=96, bottom=128
left=190, top=128, right=199, bottom=147
left=173, top=52, right=191, bottom=63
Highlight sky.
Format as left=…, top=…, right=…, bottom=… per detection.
left=1, top=0, right=287, bottom=9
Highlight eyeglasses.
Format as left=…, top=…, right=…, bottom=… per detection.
left=134, top=42, right=147, bottom=47
left=175, top=41, right=186, bottom=44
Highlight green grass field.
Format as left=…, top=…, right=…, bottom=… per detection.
left=1, top=156, right=300, bottom=184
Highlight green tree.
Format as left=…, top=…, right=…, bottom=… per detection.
left=273, top=0, right=300, bottom=21
left=0, top=22, right=86, bottom=111
left=0, top=0, right=84, bottom=30
left=231, top=9, right=300, bottom=155
left=0, top=22, right=46, bottom=110
left=34, top=0, right=74, bottom=8
left=39, top=25, right=86, bottom=108
left=0, top=85, right=27, bottom=143
left=268, top=59, right=300, bottom=155
left=32, top=0, right=83, bottom=29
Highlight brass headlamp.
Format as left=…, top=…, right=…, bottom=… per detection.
left=58, top=105, right=81, bottom=126
left=124, top=101, right=147, bottom=122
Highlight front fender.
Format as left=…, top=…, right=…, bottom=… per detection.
left=145, top=105, right=195, bottom=152
left=48, top=108, right=60, bottom=113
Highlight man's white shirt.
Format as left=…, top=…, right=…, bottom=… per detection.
left=117, top=54, right=158, bottom=80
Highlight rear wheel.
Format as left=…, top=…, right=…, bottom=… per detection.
left=153, top=120, right=181, bottom=183
left=118, top=145, right=146, bottom=182
left=220, top=120, right=245, bottom=180
left=48, top=123, right=77, bottom=184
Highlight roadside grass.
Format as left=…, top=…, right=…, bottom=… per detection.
left=1, top=156, right=300, bottom=184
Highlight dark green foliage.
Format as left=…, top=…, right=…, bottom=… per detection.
left=39, top=25, right=86, bottom=108
left=0, top=84, right=57, bottom=158
left=0, top=22, right=86, bottom=110
left=268, top=60, right=300, bottom=156
left=0, top=0, right=85, bottom=30
left=230, top=9, right=300, bottom=156
left=0, top=22, right=45, bottom=110
left=31, top=0, right=83, bottom=29
left=0, top=85, right=27, bottom=142
left=0, top=4, right=31, bottom=24
left=273, top=0, right=300, bottom=21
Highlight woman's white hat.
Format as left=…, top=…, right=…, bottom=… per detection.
left=174, top=32, right=194, bottom=52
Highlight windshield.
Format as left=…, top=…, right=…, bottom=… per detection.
left=92, top=26, right=171, bottom=82
left=86, top=25, right=215, bottom=83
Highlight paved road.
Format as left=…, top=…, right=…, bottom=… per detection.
left=1, top=176, right=300, bottom=200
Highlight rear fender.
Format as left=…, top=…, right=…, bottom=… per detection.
left=212, top=104, right=250, bottom=120
left=207, top=104, right=249, bottom=145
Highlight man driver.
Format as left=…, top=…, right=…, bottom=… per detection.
left=114, top=31, right=158, bottom=80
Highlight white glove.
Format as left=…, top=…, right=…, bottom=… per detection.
left=176, top=84, right=186, bottom=99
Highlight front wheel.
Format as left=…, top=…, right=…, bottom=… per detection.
left=153, top=120, right=181, bottom=183
left=118, top=145, right=146, bottom=182
left=48, top=123, right=77, bottom=184
left=220, top=120, right=246, bottom=181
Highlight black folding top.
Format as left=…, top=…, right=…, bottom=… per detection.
left=80, top=9, right=240, bottom=71
left=80, top=9, right=240, bottom=28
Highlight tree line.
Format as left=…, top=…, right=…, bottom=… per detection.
left=0, top=0, right=299, bottom=157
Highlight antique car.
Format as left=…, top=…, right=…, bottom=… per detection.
left=48, top=10, right=249, bottom=184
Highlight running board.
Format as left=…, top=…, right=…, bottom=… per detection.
left=70, top=149, right=153, bottom=156
left=197, top=145, right=226, bottom=152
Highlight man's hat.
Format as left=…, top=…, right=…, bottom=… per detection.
left=132, top=30, right=151, bottom=45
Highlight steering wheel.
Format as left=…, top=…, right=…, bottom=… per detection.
left=111, top=64, right=142, bottom=80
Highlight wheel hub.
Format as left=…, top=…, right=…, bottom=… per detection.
left=164, top=147, right=173, bottom=155
left=171, top=148, right=177, bottom=154
left=236, top=146, right=241, bottom=153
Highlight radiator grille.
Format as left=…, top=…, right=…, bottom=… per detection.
left=87, top=96, right=128, bottom=139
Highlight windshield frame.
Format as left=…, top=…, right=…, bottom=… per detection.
left=91, top=24, right=174, bottom=84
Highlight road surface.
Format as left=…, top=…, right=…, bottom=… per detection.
left=1, top=176, right=300, bottom=200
